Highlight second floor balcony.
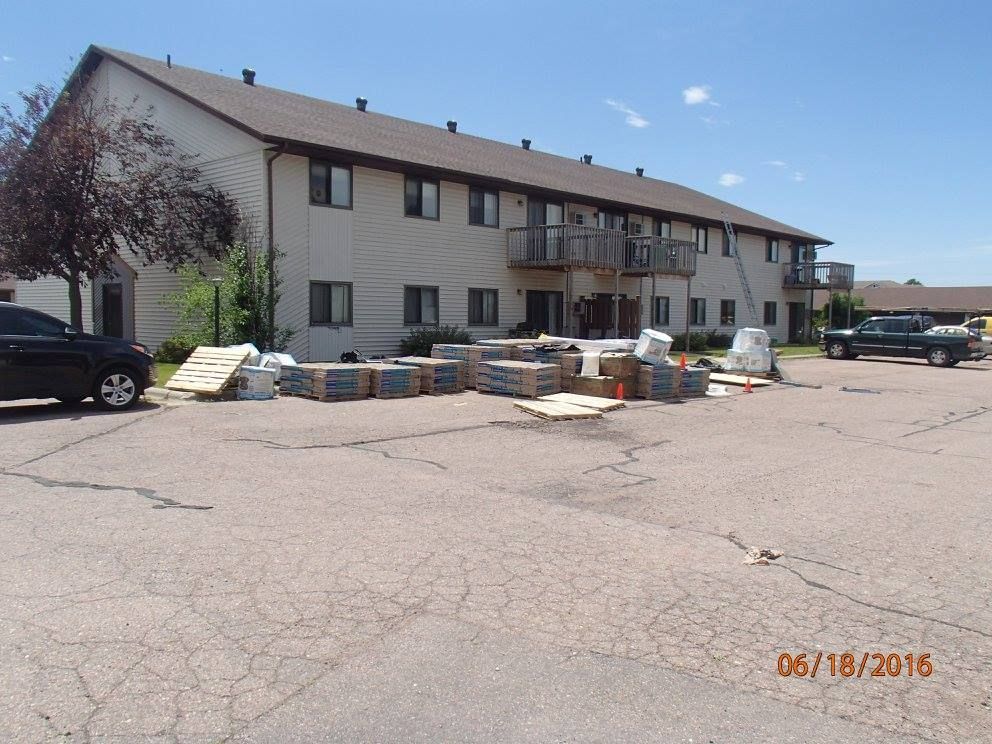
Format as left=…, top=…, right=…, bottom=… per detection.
left=506, top=224, right=697, bottom=277
left=783, top=261, right=855, bottom=290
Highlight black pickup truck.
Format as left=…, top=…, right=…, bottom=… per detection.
left=820, top=315, right=985, bottom=367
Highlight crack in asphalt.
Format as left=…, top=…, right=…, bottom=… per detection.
left=345, top=444, right=447, bottom=471
left=899, top=406, right=992, bottom=439
left=6, top=407, right=171, bottom=471
left=1, top=471, right=213, bottom=510
left=581, top=441, right=670, bottom=488
left=228, top=423, right=495, bottom=452
left=771, top=563, right=991, bottom=640
left=809, top=421, right=984, bottom=460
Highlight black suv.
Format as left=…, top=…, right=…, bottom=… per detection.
left=0, top=302, right=156, bottom=410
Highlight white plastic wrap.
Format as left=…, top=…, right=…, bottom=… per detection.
left=227, top=343, right=261, bottom=366
left=730, top=328, right=770, bottom=352
left=258, top=352, right=297, bottom=381
left=724, top=348, right=772, bottom=373
left=633, top=329, right=673, bottom=366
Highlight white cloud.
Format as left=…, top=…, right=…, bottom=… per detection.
left=763, top=160, right=787, bottom=167
left=1, top=55, right=14, bottom=63
left=791, top=171, right=806, bottom=182
left=682, top=85, right=712, bottom=105
left=718, top=172, right=745, bottom=187
left=604, top=98, right=649, bottom=128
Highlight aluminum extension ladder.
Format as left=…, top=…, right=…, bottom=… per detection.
left=722, top=212, right=760, bottom=325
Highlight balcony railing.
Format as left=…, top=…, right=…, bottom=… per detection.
left=783, top=261, right=855, bottom=290
left=622, top=236, right=697, bottom=277
left=506, top=224, right=626, bottom=270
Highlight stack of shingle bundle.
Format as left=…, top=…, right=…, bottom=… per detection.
left=430, top=344, right=506, bottom=388
left=360, top=363, right=422, bottom=399
left=393, top=357, right=466, bottom=394
left=678, top=367, right=711, bottom=397
left=635, top=363, right=682, bottom=400
left=477, top=360, right=561, bottom=398
left=306, top=364, right=371, bottom=401
left=519, top=347, right=583, bottom=392
left=278, top=364, right=313, bottom=396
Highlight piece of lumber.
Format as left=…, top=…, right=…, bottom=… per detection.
left=538, top=392, right=625, bottom=411
left=513, top=400, right=603, bottom=421
left=165, top=346, right=249, bottom=394
left=708, top=372, right=776, bottom=387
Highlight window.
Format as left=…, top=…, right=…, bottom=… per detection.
left=722, top=230, right=735, bottom=256
left=405, top=176, right=439, bottom=219
left=404, top=286, right=439, bottom=325
left=469, top=187, right=499, bottom=227
left=468, top=288, right=498, bottom=326
left=573, top=212, right=584, bottom=225
left=690, top=298, right=707, bottom=325
left=859, top=320, right=885, bottom=333
left=309, top=160, right=352, bottom=208
left=720, top=300, right=736, bottom=326
left=692, top=225, right=708, bottom=253
left=655, top=220, right=671, bottom=238
left=654, top=296, right=670, bottom=326
left=598, top=210, right=626, bottom=231
left=0, top=290, right=12, bottom=302
left=309, top=282, right=352, bottom=325
left=766, top=238, right=780, bottom=263
left=764, top=301, right=778, bottom=326
left=630, top=221, right=644, bottom=235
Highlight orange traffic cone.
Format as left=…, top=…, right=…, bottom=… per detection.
left=743, top=377, right=753, bottom=393
left=679, top=352, right=687, bottom=370
left=616, top=382, right=625, bottom=400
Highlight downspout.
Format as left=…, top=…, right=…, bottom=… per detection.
left=265, top=143, right=288, bottom=350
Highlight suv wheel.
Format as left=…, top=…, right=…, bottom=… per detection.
left=826, top=341, right=849, bottom=360
left=93, top=368, right=141, bottom=411
left=926, top=347, right=952, bottom=367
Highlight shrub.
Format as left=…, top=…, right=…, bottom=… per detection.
left=400, top=325, right=474, bottom=357
left=669, top=332, right=709, bottom=352
left=704, top=330, right=734, bottom=349
left=154, top=336, right=196, bottom=363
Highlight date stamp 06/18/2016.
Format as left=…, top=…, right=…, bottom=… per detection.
left=777, top=652, right=933, bottom=679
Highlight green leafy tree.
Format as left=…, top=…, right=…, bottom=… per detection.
left=905, top=278, right=923, bottom=285
left=814, top=293, right=869, bottom=329
left=162, top=230, right=293, bottom=354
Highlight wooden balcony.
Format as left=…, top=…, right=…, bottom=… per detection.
left=783, top=261, right=855, bottom=290
left=506, top=225, right=697, bottom=277
left=506, top=224, right=626, bottom=271
left=622, top=236, right=697, bottom=277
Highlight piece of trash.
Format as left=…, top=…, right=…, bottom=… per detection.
left=840, top=386, right=880, bottom=394
left=744, top=546, right=784, bottom=566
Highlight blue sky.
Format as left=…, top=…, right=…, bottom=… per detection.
left=2, top=0, right=990, bottom=285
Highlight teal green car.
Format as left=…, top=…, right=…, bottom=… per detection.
left=819, top=315, right=985, bottom=367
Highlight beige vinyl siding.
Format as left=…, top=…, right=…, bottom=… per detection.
left=270, top=155, right=311, bottom=360
left=15, top=278, right=93, bottom=331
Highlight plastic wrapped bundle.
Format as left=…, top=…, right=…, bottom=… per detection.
left=633, top=329, right=674, bottom=365
left=305, top=364, right=371, bottom=401
left=731, top=327, right=770, bottom=352
left=394, top=357, right=466, bottom=394
left=724, top=348, right=773, bottom=373
left=636, top=363, right=681, bottom=400
left=359, top=363, right=422, bottom=398
left=679, top=367, right=711, bottom=397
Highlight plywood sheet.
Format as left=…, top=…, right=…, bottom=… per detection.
left=538, top=392, right=626, bottom=411
left=513, top=400, right=603, bottom=421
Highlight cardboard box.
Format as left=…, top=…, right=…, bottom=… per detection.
left=571, top=374, right=637, bottom=399
left=598, top=353, right=641, bottom=378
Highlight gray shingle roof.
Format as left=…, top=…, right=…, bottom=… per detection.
left=93, top=46, right=830, bottom=244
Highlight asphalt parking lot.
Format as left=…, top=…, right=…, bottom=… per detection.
left=1, top=356, right=990, bottom=742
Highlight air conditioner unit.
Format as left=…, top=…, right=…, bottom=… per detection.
left=570, top=212, right=584, bottom=225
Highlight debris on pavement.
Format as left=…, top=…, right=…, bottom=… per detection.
left=743, top=547, right=784, bottom=566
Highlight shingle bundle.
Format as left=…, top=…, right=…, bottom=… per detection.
left=678, top=367, right=711, bottom=397
left=360, top=363, right=422, bottom=399
left=393, top=357, right=466, bottom=394
left=278, top=364, right=370, bottom=401
left=430, top=344, right=506, bottom=388
left=477, top=360, right=561, bottom=398
left=519, top=347, right=583, bottom=392
left=635, top=363, right=681, bottom=400
left=305, top=364, right=371, bottom=401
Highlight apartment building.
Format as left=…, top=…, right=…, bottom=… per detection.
left=16, top=45, right=854, bottom=361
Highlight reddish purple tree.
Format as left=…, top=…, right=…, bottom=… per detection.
left=0, top=83, right=240, bottom=328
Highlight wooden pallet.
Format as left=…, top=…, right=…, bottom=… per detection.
left=708, top=373, right=776, bottom=387
left=538, top=392, right=625, bottom=411
left=165, top=346, right=250, bottom=395
left=513, top=400, right=603, bottom=421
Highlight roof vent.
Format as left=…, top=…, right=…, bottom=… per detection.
left=356, top=97, right=368, bottom=112
left=521, top=138, right=531, bottom=150
left=635, top=167, right=644, bottom=177
left=242, top=68, right=256, bottom=86
left=447, top=120, right=458, bottom=133
left=582, top=154, right=592, bottom=165
left=166, top=54, right=172, bottom=69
